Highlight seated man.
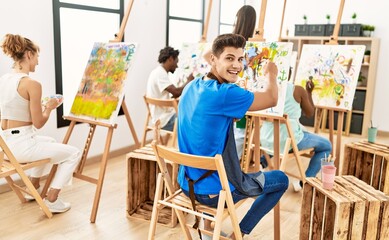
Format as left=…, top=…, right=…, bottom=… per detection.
left=177, top=33, right=289, bottom=239
left=260, top=74, right=332, bottom=191
left=146, top=46, right=193, bottom=131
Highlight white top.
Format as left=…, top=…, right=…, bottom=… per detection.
left=146, top=65, right=176, bottom=128
left=0, top=73, right=32, bottom=122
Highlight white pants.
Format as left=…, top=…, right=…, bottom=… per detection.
left=2, top=126, right=81, bottom=189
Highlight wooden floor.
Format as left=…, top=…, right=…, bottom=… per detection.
left=1, top=131, right=388, bottom=240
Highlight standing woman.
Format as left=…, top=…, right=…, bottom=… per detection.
left=0, top=34, right=81, bottom=213
left=231, top=5, right=258, bottom=160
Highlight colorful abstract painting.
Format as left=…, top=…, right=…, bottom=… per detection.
left=294, top=44, right=365, bottom=110
left=237, top=41, right=293, bottom=116
left=173, top=42, right=211, bottom=85
left=69, top=42, right=137, bottom=124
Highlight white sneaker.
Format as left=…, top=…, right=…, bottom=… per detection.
left=44, top=198, right=71, bottom=213
left=292, top=180, right=303, bottom=192
left=25, top=186, right=43, bottom=201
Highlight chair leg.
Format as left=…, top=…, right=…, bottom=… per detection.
left=148, top=173, right=164, bottom=240
left=17, top=169, right=53, bottom=218
left=280, top=138, right=291, bottom=171
left=212, top=191, right=226, bottom=240
left=5, top=176, right=26, bottom=203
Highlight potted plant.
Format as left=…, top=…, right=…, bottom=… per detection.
left=351, top=12, right=357, bottom=23
left=362, top=25, right=371, bottom=37
left=357, top=73, right=366, bottom=86
left=364, top=50, right=371, bottom=64
left=303, top=15, right=307, bottom=24
left=326, top=14, right=331, bottom=24
left=369, top=25, right=375, bottom=37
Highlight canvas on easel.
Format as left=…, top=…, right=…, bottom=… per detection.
left=69, top=42, right=137, bottom=124
left=170, top=42, right=212, bottom=86
left=294, top=44, right=365, bottom=111
left=237, top=41, right=293, bottom=116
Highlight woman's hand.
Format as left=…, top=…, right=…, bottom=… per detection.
left=44, top=98, right=60, bottom=110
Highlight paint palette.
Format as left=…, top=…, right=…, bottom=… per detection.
left=42, top=94, right=63, bottom=108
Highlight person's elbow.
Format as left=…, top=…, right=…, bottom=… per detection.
left=269, top=93, right=278, bottom=107
left=32, top=122, right=45, bottom=129
left=303, top=107, right=315, bottom=118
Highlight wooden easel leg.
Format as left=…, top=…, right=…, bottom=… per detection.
left=90, top=127, right=114, bottom=223
left=42, top=120, right=77, bottom=197
left=273, top=119, right=281, bottom=240
left=328, top=110, right=334, bottom=156
left=122, top=101, right=140, bottom=148
left=314, top=108, right=323, bottom=133
left=335, top=111, right=344, bottom=175
left=77, top=125, right=96, bottom=173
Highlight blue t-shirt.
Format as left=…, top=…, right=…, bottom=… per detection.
left=177, top=78, right=254, bottom=194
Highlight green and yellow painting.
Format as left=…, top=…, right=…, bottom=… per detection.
left=70, top=42, right=137, bottom=124
left=237, top=41, right=293, bottom=116
left=294, top=44, right=365, bottom=110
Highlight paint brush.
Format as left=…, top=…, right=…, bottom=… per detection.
left=327, top=154, right=332, bottom=162
left=346, top=58, right=353, bottom=73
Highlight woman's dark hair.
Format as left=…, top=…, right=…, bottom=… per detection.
left=1, top=34, right=39, bottom=62
left=158, top=46, right=179, bottom=63
left=212, top=34, right=246, bottom=57
left=233, top=5, right=257, bottom=41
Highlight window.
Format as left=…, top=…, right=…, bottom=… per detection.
left=218, top=0, right=245, bottom=35
left=52, top=0, right=124, bottom=127
left=167, top=0, right=205, bottom=49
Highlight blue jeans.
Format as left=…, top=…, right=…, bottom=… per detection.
left=261, top=131, right=332, bottom=178
left=162, top=114, right=176, bottom=131
left=297, top=131, right=332, bottom=177
left=183, top=170, right=288, bottom=235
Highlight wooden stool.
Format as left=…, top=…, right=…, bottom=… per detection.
left=342, top=141, right=389, bottom=194
left=126, top=144, right=178, bottom=227
left=301, top=176, right=389, bottom=240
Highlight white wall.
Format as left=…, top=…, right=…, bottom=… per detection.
left=1, top=0, right=388, bottom=161
left=0, top=0, right=167, bottom=157
left=260, top=0, right=389, bottom=131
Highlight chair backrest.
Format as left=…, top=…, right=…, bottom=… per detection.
left=150, top=141, right=243, bottom=240
left=142, top=95, right=178, bottom=147
left=151, top=141, right=232, bottom=196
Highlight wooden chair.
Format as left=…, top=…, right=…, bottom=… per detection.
left=0, top=133, right=53, bottom=218
left=260, top=116, right=314, bottom=184
left=142, top=95, right=178, bottom=147
left=148, top=142, right=244, bottom=240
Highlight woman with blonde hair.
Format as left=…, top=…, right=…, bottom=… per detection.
left=0, top=34, right=81, bottom=213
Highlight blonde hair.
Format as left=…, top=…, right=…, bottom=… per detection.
left=1, top=34, right=40, bottom=63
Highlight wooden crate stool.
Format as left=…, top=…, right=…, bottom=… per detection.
left=126, top=144, right=178, bottom=227
left=301, top=175, right=389, bottom=240
left=342, top=141, right=389, bottom=194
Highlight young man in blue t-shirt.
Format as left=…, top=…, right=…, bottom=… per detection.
left=177, top=33, right=289, bottom=239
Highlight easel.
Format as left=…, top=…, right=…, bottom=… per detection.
left=242, top=2, right=282, bottom=240
left=278, top=0, right=287, bottom=41
left=313, top=0, right=347, bottom=175
left=199, top=0, right=213, bottom=43
left=241, top=113, right=307, bottom=182
left=43, top=0, right=140, bottom=223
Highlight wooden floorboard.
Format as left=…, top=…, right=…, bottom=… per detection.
left=1, top=130, right=388, bottom=240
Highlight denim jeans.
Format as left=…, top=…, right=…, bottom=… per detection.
left=162, top=114, right=176, bottom=131
left=297, top=131, right=332, bottom=177
left=260, top=131, right=332, bottom=178
left=183, top=170, right=288, bottom=235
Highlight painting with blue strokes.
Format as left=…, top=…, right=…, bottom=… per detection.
left=170, top=42, right=211, bottom=86
left=237, top=41, right=294, bottom=117
left=294, top=44, right=365, bottom=110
